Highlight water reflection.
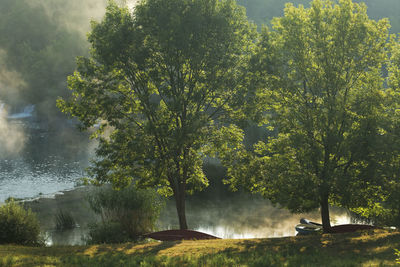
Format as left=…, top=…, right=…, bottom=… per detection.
left=0, top=120, right=352, bottom=245
left=45, top=228, right=87, bottom=246
left=30, top=188, right=351, bottom=246
left=159, top=193, right=350, bottom=239
left=0, top=121, right=91, bottom=202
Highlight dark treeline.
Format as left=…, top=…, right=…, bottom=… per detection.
left=238, top=0, right=400, bottom=33
left=1, top=0, right=399, bottom=125
left=0, top=0, right=106, bottom=125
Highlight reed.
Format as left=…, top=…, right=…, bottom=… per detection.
left=54, top=209, right=76, bottom=230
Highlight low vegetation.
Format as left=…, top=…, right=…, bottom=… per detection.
left=0, top=201, right=42, bottom=246
left=54, top=210, right=76, bottom=230
left=0, top=229, right=398, bottom=266
left=85, top=185, right=164, bottom=244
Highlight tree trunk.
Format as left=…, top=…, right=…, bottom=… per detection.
left=320, top=196, right=332, bottom=232
left=174, top=184, right=188, bottom=230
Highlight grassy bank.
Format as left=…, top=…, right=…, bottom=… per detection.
left=0, top=229, right=399, bottom=266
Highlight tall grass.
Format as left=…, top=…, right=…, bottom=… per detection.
left=85, top=184, right=164, bottom=244
left=54, top=209, right=76, bottom=230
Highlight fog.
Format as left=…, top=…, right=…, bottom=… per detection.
left=0, top=107, right=26, bottom=157
left=0, top=0, right=140, bottom=202
left=1, top=0, right=398, bottom=128
left=0, top=0, right=388, bottom=243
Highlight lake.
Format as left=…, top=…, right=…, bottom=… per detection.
left=0, top=118, right=351, bottom=246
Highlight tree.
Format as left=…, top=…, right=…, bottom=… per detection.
left=363, top=36, right=400, bottom=227
left=224, top=0, right=394, bottom=231
left=237, top=0, right=400, bottom=34
left=385, top=37, right=400, bottom=227
left=58, top=0, right=256, bottom=230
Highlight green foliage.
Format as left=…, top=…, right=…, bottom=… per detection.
left=0, top=201, right=42, bottom=246
left=224, top=0, right=397, bottom=229
left=85, top=185, right=164, bottom=243
left=86, top=222, right=131, bottom=244
left=237, top=0, right=400, bottom=34
left=395, top=248, right=400, bottom=264
left=347, top=32, right=400, bottom=229
left=58, top=0, right=257, bottom=229
left=54, top=210, right=76, bottom=230
left=0, top=255, right=17, bottom=267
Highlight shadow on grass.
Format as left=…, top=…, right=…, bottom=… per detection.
left=59, top=241, right=183, bottom=267
left=211, top=230, right=400, bottom=266
left=2, top=231, right=399, bottom=266
left=117, top=240, right=182, bottom=256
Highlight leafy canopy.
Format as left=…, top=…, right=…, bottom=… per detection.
left=58, top=0, right=256, bottom=229
left=224, top=0, right=395, bottom=228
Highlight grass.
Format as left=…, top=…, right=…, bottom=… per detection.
left=54, top=210, right=76, bottom=230
left=0, top=229, right=399, bottom=266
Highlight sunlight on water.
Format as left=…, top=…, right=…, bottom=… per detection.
left=0, top=158, right=83, bottom=201
left=0, top=119, right=353, bottom=245
left=159, top=195, right=352, bottom=240
left=0, top=119, right=90, bottom=202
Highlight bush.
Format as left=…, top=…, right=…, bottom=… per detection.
left=86, top=222, right=131, bottom=244
left=54, top=209, right=76, bottom=230
left=86, top=185, right=164, bottom=244
left=0, top=201, right=42, bottom=245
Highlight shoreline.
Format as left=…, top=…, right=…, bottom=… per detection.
left=22, top=186, right=97, bottom=231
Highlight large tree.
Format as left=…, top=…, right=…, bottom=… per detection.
left=224, top=0, right=395, bottom=231
left=58, top=0, right=256, bottom=229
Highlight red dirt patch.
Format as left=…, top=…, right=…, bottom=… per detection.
left=144, top=230, right=221, bottom=241
left=329, top=224, right=376, bottom=233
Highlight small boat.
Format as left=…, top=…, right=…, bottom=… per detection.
left=300, top=218, right=322, bottom=227
left=295, top=218, right=322, bottom=235
left=143, top=229, right=221, bottom=241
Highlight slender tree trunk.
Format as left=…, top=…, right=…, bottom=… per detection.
left=174, top=183, right=188, bottom=230
left=320, top=196, right=332, bottom=232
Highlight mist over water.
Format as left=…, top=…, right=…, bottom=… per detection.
left=0, top=106, right=26, bottom=157
left=160, top=193, right=351, bottom=239
left=0, top=0, right=111, bottom=201
left=0, top=118, right=92, bottom=202
left=0, top=0, right=359, bottom=245
left=35, top=189, right=351, bottom=246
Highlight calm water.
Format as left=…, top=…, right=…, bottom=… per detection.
left=34, top=188, right=351, bottom=246
left=0, top=118, right=351, bottom=246
left=0, top=119, right=91, bottom=202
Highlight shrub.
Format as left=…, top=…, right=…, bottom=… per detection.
left=0, top=201, right=42, bottom=245
left=86, top=222, right=131, bottom=244
left=86, top=184, right=164, bottom=244
left=54, top=209, right=76, bottom=230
